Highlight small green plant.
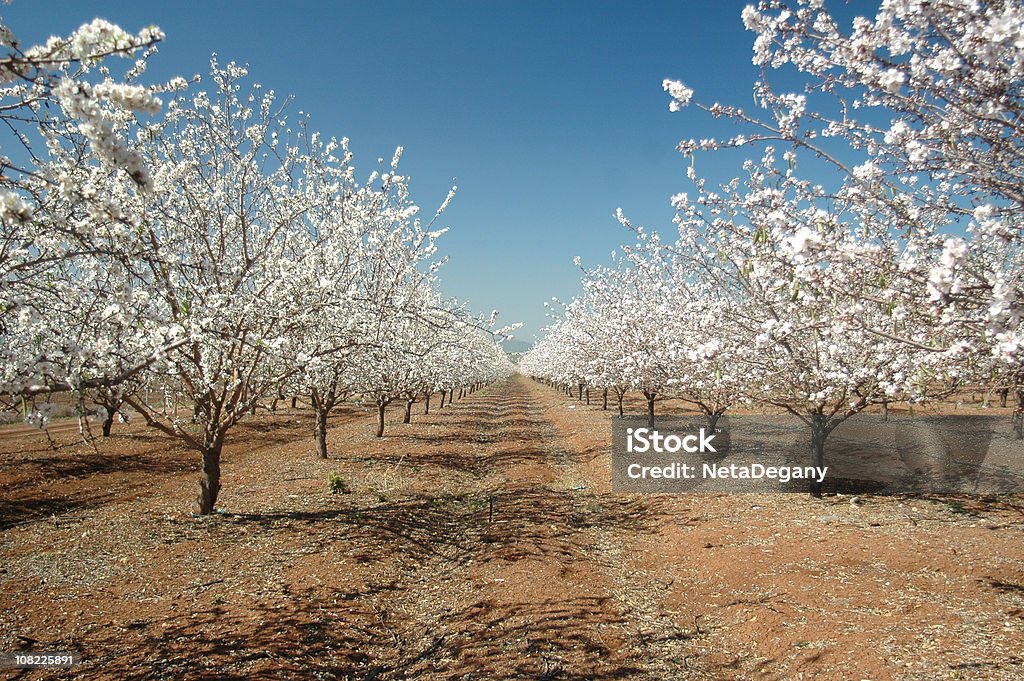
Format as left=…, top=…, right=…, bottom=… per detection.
left=327, top=472, right=351, bottom=494
left=946, top=501, right=968, bottom=514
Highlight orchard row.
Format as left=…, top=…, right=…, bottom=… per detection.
left=521, top=0, right=1024, bottom=494
left=0, top=18, right=514, bottom=513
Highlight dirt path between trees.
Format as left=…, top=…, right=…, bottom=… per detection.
left=0, top=376, right=697, bottom=679
left=391, top=376, right=699, bottom=679
left=1, top=375, right=1023, bottom=680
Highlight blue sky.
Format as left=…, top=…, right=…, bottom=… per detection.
left=5, top=0, right=875, bottom=343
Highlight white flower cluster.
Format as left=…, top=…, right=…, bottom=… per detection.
left=0, top=190, right=32, bottom=223
left=662, top=79, right=694, bottom=111
left=55, top=79, right=158, bottom=190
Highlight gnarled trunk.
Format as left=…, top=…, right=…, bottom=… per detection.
left=424, top=392, right=431, bottom=414
left=1014, top=384, right=1024, bottom=440
left=376, top=400, right=389, bottom=438
left=809, top=414, right=828, bottom=498
left=602, top=389, right=608, bottom=411
left=101, top=412, right=116, bottom=437
left=315, top=408, right=329, bottom=458
left=644, top=390, right=656, bottom=428
left=196, top=435, right=224, bottom=515
left=403, top=399, right=414, bottom=424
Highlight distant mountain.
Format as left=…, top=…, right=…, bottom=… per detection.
left=501, top=338, right=533, bottom=354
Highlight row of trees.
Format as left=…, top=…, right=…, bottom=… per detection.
left=0, top=17, right=514, bottom=513
left=522, top=0, right=1024, bottom=493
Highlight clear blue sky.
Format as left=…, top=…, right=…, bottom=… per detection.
left=5, top=0, right=875, bottom=343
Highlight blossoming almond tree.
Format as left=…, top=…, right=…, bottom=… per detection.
left=288, top=146, right=442, bottom=457
left=0, top=16, right=169, bottom=407
left=668, top=148, right=956, bottom=495
left=104, top=60, right=352, bottom=514
left=583, top=255, right=674, bottom=427
left=663, top=0, right=1024, bottom=433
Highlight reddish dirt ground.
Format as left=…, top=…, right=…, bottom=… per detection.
left=1, top=375, right=1022, bottom=680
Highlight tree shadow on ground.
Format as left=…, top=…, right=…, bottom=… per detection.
left=42, top=480, right=675, bottom=680
left=0, top=450, right=196, bottom=530
left=3, top=379, right=714, bottom=680
left=57, top=585, right=664, bottom=680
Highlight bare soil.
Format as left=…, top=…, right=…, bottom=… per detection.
left=1, top=375, right=1022, bottom=680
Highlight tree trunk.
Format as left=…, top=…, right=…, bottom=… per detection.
left=585, top=388, right=590, bottom=405
left=617, top=393, right=624, bottom=417
left=449, top=388, right=454, bottom=404
left=291, top=395, right=298, bottom=409
left=578, top=383, right=584, bottom=402
left=376, top=402, right=387, bottom=438
left=602, top=389, right=608, bottom=411
left=440, top=391, right=446, bottom=408
left=458, top=387, right=464, bottom=400
left=403, top=399, right=413, bottom=424
left=881, top=399, right=889, bottom=422
left=424, top=393, right=431, bottom=414
left=809, top=415, right=827, bottom=498
left=1000, top=387, right=1009, bottom=409
left=1014, top=384, right=1024, bottom=440
left=196, top=440, right=223, bottom=515
left=101, top=412, right=115, bottom=437
left=644, top=391, right=656, bottom=429
left=315, top=408, right=329, bottom=459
